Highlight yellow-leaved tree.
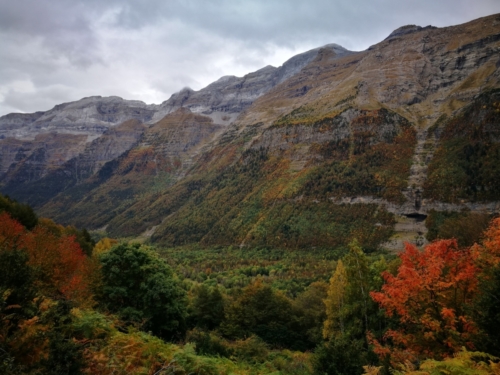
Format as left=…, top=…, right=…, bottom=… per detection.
left=323, top=259, right=348, bottom=339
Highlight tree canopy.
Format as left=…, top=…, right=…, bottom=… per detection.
left=99, top=243, right=187, bottom=340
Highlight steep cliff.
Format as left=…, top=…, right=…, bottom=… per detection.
left=1, top=119, right=146, bottom=206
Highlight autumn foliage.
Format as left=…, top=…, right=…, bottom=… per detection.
left=369, top=240, right=478, bottom=363
left=370, top=219, right=500, bottom=368
left=0, top=212, right=93, bottom=303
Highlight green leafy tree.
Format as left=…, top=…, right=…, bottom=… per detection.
left=99, top=243, right=187, bottom=340
left=313, top=336, right=365, bottom=375
left=341, top=241, right=376, bottom=339
left=475, top=264, right=500, bottom=356
left=221, top=280, right=303, bottom=349
left=323, top=260, right=348, bottom=339
left=293, top=281, right=328, bottom=346
left=316, top=241, right=390, bottom=374
left=189, top=285, right=225, bottom=330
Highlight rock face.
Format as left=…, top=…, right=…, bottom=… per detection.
left=0, top=96, right=155, bottom=185
left=149, top=44, right=353, bottom=124
left=228, top=13, right=500, bottom=246
left=251, top=108, right=410, bottom=154
left=140, top=108, right=224, bottom=177
left=0, top=119, right=146, bottom=206
left=0, top=45, right=344, bottom=186
left=1, top=14, right=500, bottom=252
left=0, top=96, right=154, bottom=141
left=0, top=133, right=88, bottom=183
left=383, top=25, right=437, bottom=41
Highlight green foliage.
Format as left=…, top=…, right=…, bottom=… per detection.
left=323, top=260, right=348, bottom=339
left=0, top=248, right=36, bottom=315
left=40, top=300, right=84, bottom=375
left=318, top=242, right=392, bottom=374
left=475, top=264, right=500, bottom=356
left=187, top=328, right=233, bottom=357
left=221, top=281, right=304, bottom=349
left=393, top=349, right=500, bottom=375
left=0, top=248, right=37, bottom=374
left=99, top=243, right=188, bottom=340
left=324, top=242, right=388, bottom=341
left=302, top=127, right=415, bottom=204
left=160, top=245, right=341, bottom=296
left=424, top=89, right=500, bottom=202
left=312, top=336, right=366, bottom=375
left=293, top=281, right=328, bottom=345
left=231, top=335, right=270, bottom=364
left=0, top=194, right=38, bottom=230
left=188, top=285, right=225, bottom=330
left=71, top=309, right=114, bottom=340
left=425, top=209, right=491, bottom=247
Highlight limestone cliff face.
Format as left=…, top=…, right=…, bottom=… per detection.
left=251, top=108, right=410, bottom=155
left=35, top=108, right=225, bottom=229
left=236, top=14, right=500, bottom=130
left=230, top=13, right=500, bottom=216
left=0, top=119, right=146, bottom=206
left=0, top=96, right=155, bottom=184
left=0, top=133, right=88, bottom=182
left=140, top=108, right=223, bottom=177
left=76, top=119, right=147, bottom=177
left=0, top=96, right=154, bottom=141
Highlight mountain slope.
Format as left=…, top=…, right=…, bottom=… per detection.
left=0, top=45, right=344, bottom=195
left=2, top=13, right=500, bottom=251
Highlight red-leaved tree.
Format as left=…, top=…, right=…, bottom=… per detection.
left=369, top=239, right=478, bottom=365
left=0, top=212, right=94, bottom=303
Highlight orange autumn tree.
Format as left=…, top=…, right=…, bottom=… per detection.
left=0, top=212, right=95, bottom=304
left=472, top=217, right=500, bottom=269
left=369, top=239, right=479, bottom=366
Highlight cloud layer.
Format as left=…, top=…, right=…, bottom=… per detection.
left=1, top=0, right=499, bottom=116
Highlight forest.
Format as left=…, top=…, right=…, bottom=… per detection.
left=1, top=192, right=500, bottom=374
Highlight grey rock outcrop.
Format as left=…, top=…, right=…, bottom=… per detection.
left=0, top=96, right=155, bottom=141
left=384, top=24, right=437, bottom=41
left=0, top=119, right=146, bottom=206
left=0, top=96, right=155, bottom=182
left=149, top=44, right=353, bottom=124
left=0, top=45, right=344, bottom=186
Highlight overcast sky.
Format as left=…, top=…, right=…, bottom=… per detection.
left=0, top=0, right=499, bottom=116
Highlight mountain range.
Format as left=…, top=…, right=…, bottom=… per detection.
left=1, top=13, right=500, bottom=251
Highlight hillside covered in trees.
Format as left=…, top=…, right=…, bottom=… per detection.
left=1, top=194, right=500, bottom=374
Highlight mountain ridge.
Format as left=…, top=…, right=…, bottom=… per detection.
left=1, top=13, right=500, bottom=251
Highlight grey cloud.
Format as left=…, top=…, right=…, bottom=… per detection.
left=0, top=0, right=101, bottom=67
left=103, top=0, right=500, bottom=49
left=0, top=0, right=499, bottom=116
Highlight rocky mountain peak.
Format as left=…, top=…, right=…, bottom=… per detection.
left=0, top=95, right=155, bottom=142
left=385, top=24, right=437, bottom=40
left=150, top=44, right=353, bottom=125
